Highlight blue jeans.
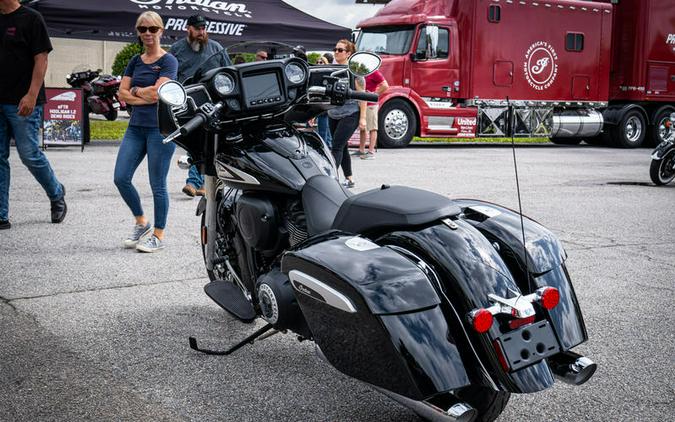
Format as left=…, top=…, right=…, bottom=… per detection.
left=317, top=113, right=332, bottom=147
left=185, top=163, right=203, bottom=189
left=114, top=125, right=175, bottom=229
left=0, top=104, right=64, bottom=221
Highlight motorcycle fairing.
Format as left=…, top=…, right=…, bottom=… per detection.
left=454, top=199, right=588, bottom=349
left=281, top=235, right=471, bottom=399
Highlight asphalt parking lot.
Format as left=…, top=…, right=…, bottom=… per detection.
left=1, top=142, right=673, bottom=421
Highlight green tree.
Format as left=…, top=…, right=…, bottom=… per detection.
left=111, top=42, right=143, bottom=76
left=307, top=52, right=322, bottom=64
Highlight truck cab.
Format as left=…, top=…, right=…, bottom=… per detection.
left=357, top=11, right=477, bottom=147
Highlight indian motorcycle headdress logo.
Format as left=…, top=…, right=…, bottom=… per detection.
left=129, top=0, right=252, bottom=18
left=523, top=41, right=558, bottom=91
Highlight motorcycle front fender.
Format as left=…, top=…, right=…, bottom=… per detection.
left=651, top=140, right=674, bottom=160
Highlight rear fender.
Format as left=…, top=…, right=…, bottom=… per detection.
left=381, top=222, right=555, bottom=393
left=454, top=199, right=588, bottom=349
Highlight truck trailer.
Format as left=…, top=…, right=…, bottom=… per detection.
left=355, top=0, right=675, bottom=148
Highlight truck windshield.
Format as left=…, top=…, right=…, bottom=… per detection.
left=356, top=27, right=415, bottom=55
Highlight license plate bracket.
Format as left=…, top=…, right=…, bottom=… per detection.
left=496, top=320, right=560, bottom=372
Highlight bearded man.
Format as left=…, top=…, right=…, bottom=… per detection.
left=169, top=14, right=230, bottom=197
left=169, top=14, right=227, bottom=83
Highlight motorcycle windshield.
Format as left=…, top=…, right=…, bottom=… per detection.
left=187, top=41, right=304, bottom=85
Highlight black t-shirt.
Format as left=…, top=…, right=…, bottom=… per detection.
left=0, top=6, right=53, bottom=105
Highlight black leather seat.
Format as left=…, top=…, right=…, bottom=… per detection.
left=302, top=176, right=461, bottom=236
left=332, top=184, right=461, bottom=234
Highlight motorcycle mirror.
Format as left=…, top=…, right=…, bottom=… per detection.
left=348, top=52, right=382, bottom=78
left=158, top=81, right=187, bottom=107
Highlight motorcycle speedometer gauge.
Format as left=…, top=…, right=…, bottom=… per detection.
left=284, top=63, right=305, bottom=84
left=213, top=73, right=235, bottom=96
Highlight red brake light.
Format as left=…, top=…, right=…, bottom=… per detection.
left=469, top=308, right=494, bottom=333
left=540, top=287, right=560, bottom=310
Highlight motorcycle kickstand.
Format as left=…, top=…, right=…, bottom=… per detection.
left=189, top=323, right=275, bottom=356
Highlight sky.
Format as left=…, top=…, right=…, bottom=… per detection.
left=283, top=0, right=385, bottom=29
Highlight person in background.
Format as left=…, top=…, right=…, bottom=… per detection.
left=315, top=52, right=333, bottom=147
left=328, top=39, right=366, bottom=188
left=169, top=14, right=228, bottom=198
left=114, top=11, right=178, bottom=253
left=233, top=55, right=245, bottom=64
left=255, top=50, right=268, bottom=61
left=0, top=0, right=67, bottom=230
left=355, top=68, right=388, bottom=159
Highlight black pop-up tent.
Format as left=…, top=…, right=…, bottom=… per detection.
left=31, top=0, right=350, bottom=49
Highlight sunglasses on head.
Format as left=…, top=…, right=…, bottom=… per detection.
left=137, top=26, right=161, bottom=34
left=333, top=48, right=347, bottom=53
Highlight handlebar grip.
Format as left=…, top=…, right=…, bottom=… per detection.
left=347, top=89, right=379, bottom=103
left=179, top=114, right=207, bottom=136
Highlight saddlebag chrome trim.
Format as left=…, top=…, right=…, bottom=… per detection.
left=288, top=270, right=356, bottom=313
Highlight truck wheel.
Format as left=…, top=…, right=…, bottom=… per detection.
left=378, top=99, right=417, bottom=148
left=612, top=109, right=646, bottom=148
left=549, top=137, right=582, bottom=145
left=648, top=107, right=674, bottom=148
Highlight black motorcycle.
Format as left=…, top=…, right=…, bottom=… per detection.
left=156, top=49, right=596, bottom=422
left=650, top=111, right=675, bottom=186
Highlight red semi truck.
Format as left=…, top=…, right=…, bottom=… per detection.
left=355, top=0, right=675, bottom=148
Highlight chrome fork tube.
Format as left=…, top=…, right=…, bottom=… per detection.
left=204, top=175, right=218, bottom=272
left=204, top=134, right=219, bottom=272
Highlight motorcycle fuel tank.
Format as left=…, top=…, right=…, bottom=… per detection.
left=214, top=125, right=336, bottom=194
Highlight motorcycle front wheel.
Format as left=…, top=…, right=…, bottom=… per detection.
left=649, top=150, right=675, bottom=185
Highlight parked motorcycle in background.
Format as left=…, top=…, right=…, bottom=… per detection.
left=650, top=112, right=675, bottom=186
left=65, top=65, right=127, bottom=121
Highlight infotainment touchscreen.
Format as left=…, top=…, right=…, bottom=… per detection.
left=242, top=72, right=282, bottom=106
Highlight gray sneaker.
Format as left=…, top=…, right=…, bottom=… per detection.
left=123, top=223, right=152, bottom=249
left=136, top=234, right=165, bottom=253
left=361, top=151, right=375, bottom=160
left=351, top=150, right=367, bottom=157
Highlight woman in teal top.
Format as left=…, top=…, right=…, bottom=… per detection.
left=114, top=11, right=178, bottom=253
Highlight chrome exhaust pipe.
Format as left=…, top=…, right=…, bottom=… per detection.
left=176, top=155, right=192, bottom=170
left=549, top=351, right=597, bottom=385
left=371, top=386, right=477, bottom=422
left=314, top=345, right=476, bottom=422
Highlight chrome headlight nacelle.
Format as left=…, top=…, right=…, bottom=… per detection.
left=284, top=63, right=306, bottom=84
left=213, top=73, right=235, bottom=96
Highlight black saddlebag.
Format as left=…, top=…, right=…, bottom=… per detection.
left=281, top=234, right=471, bottom=400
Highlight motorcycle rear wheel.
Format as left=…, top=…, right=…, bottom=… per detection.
left=455, top=386, right=510, bottom=422
left=650, top=150, right=675, bottom=185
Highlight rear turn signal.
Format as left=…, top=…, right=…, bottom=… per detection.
left=468, top=308, right=494, bottom=333
left=540, top=287, right=560, bottom=310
